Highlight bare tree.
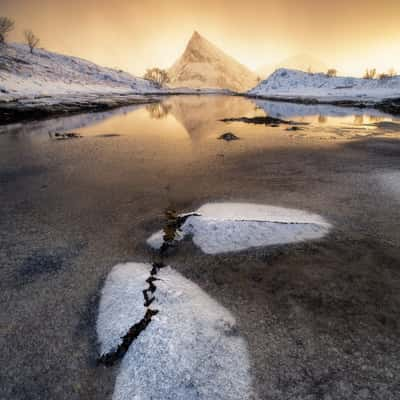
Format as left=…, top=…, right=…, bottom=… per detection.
left=363, top=68, right=376, bottom=79
left=0, top=17, right=14, bottom=44
left=24, top=30, right=40, bottom=54
left=326, top=69, right=337, bottom=77
left=388, top=68, right=397, bottom=78
left=144, top=68, right=170, bottom=87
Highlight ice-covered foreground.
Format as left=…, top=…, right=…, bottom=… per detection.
left=249, top=68, right=400, bottom=103
left=0, top=44, right=159, bottom=102
left=97, top=262, right=253, bottom=400
left=147, top=203, right=331, bottom=254
left=378, top=172, right=400, bottom=201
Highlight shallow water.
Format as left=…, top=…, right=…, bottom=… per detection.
left=1, top=95, right=399, bottom=181
left=1, top=95, right=400, bottom=400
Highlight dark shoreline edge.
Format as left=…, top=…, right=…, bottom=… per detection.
left=244, top=94, right=400, bottom=116
left=0, top=90, right=233, bottom=126
left=1, top=92, right=400, bottom=126
left=0, top=94, right=162, bottom=126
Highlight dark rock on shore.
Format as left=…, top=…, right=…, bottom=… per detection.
left=218, top=132, right=240, bottom=141
left=221, top=115, right=309, bottom=126
left=376, top=98, right=400, bottom=115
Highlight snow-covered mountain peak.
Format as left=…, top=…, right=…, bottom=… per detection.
left=178, top=31, right=219, bottom=64
left=168, top=32, right=258, bottom=92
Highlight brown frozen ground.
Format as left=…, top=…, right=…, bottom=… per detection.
left=0, top=96, right=400, bottom=399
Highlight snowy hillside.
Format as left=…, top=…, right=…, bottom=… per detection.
left=257, top=54, right=327, bottom=79
left=249, top=68, right=400, bottom=103
left=0, top=44, right=159, bottom=101
left=168, top=31, right=258, bottom=92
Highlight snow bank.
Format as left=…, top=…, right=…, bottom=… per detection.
left=147, top=202, right=331, bottom=254
left=249, top=68, right=400, bottom=103
left=97, top=262, right=253, bottom=400
left=0, top=44, right=159, bottom=101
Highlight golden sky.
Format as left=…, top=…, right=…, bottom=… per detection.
left=1, top=0, right=399, bottom=77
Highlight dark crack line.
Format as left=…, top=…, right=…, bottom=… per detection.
left=97, top=308, right=159, bottom=367
left=160, top=210, right=200, bottom=254
left=97, top=209, right=198, bottom=367
left=143, top=276, right=161, bottom=307
left=97, top=262, right=166, bottom=367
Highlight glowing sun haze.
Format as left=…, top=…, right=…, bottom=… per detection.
left=1, top=0, right=399, bottom=77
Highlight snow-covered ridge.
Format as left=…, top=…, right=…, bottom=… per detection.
left=0, top=44, right=160, bottom=101
left=256, top=54, right=328, bottom=80
left=249, top=68, right=400, bottom=103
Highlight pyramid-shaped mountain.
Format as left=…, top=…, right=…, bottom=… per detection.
left=168, top=32, right=258, bottom=92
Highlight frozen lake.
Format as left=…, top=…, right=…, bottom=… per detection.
left=1, top=95, right=400, bottom=400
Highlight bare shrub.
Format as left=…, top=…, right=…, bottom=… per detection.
left=378, top=69, right=397, bottom=80
left=0, top=17, right=14, bottom=44
left=326, top=69, right=337, bottom=77
left=378, top=73, right=390, bottom=80
left=24, top=30, right=40, bottom=54
left=144, top=68, right=170, bottom=87
left=363, top=68, right=376, bottom=79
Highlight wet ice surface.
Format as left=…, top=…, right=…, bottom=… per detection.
left=148, top=203, right=331, bottom=254
left=2, top=94, right=400, bottom=400
left=97, top=263, right=253, bottom=400
left=377, top=172, right=400, bottom=201
left=1, top=95, right=398, bottom=143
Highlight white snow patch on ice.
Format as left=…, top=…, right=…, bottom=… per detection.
left=97, top=262, right=253, bottom=400
left=147, top=202, right=331, bottom=254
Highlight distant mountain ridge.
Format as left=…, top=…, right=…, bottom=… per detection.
left=168, top=31, right=258, bottom=92
left=257, top=54, right=328, bottom=79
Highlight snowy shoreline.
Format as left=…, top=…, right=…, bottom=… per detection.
left=246, top=68, right=400, bottom=115
left=245, top=93, right=400, bottom=115
left=0, top=43, right=233, bottom=124
left=2, top=43, right=400, bottom=125
left=0, top=91, right=236, bottom=125
left=0, top=93, right=162, bottom=125
left=2, top=90, right=400, bottom=126
left=3, top=89, right=400, bottom=126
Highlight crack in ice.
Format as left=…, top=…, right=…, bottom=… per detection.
left=147, top=202, right=331, bottom=254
